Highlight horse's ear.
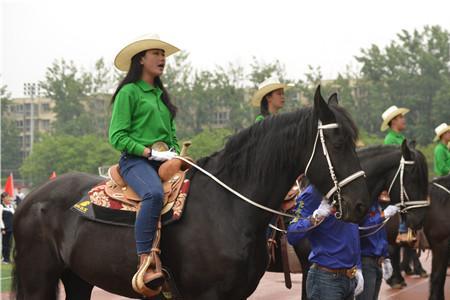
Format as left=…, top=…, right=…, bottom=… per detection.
left=314, top=85, right=335, bottom=124
left=401, top=139, right=413, bottom=160
left=409, top=139, right=417, bottom=149
left=328, top=93, right=339, bottom=106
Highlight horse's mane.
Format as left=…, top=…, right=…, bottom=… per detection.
left=357, top=144, right=429, bottom=195
left=199, top=104, right=358, bottom=184
left=431, top=174, right=450, bottom=203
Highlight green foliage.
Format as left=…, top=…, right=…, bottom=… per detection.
left=187, top=128, right=233, bottom=160
left=1, top=85, right=22, bottom=179
left=355, top=25, right=450, bottom=144
left=20, top=134, right=119, bottom=186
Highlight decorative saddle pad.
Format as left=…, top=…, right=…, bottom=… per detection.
left=71, top=172, right=190, bottom=227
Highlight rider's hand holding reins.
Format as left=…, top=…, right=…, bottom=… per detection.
left=383, top=205, right=400, bottom=218
left=312, top=199, right=332, bottom=220
left=149, top=150, right=177, bottom=162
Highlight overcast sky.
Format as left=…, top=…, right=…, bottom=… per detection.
left=2, top=0, right=450, bottom=97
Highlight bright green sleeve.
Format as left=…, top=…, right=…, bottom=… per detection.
left=109, top=89, right=146, bottom=157
left=255, top=115, right=265, bottom=123
left=434, top=145, right=450, bottom=176
left=170, top=118, right=180, bottom=154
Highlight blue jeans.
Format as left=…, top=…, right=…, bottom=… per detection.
left=119, top=153, right=163, bottom=255
left=306, top=267, right=356, bottom=300
left=356, top=257, right=382, bottom=300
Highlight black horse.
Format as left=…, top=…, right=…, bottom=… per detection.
left=288, top=142, right=429, bottom=299
left=12, top=88, right=370, bottom=300
left=421, top=175, right=450, bottom=300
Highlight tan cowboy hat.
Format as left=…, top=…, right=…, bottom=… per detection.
left=434, top=123, right=450, bottom=142
left=114, top=34, right=180, bottom=72
left=380, top=105, right=410, bottom=131
left=251, top=77, right=293, bottom=107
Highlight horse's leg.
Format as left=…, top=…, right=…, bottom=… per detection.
left=428, top=237, right=449, bottom=300
left=14, top=248, right=62, bottom=300
left=61, top=270, right=94, bottom=300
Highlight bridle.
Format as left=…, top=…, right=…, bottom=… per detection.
left=387, top=156, right=430, bottom=213
left=360, top=155, right=429, bottom=237
left=175, top=120, right=365, bottom=221
left=304, top=121, right=366, bottom=219
left=432, top=182, right=450, bottom=195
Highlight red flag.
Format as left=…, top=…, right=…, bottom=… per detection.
left=49, top=171, right=57, bottom=180
left=4, top=173, right=15, bottom=197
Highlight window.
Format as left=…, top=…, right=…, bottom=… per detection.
left=214, top=110, right=230, bottom=125
left=16, top=120, right=23, bottom=128
left=41, top=103, right=50, bottom=112
left=41, top=120, right=50, bottom=130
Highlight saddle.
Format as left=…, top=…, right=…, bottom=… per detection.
left=105, top=164, right=186, bottom=215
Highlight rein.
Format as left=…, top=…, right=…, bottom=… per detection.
left=175, top=121, right=365, bottom=221
left=433, top=182, right=450, bottom=195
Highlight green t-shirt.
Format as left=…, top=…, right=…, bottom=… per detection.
left=109, top=80, right=180, bottom=156
left=434, top=142, right=450, bottom=176
left=384, top=129, right=405, bottom=145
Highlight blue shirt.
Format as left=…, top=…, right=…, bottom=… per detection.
left=287, top=185, right=361, bottom=269
left=359, top=201, right=389, bottom=258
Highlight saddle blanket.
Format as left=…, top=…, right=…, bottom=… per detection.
left=71, top=179, right=190, bottom=227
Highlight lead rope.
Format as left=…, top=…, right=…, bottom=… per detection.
left=433, top=182, right=450, bottom=195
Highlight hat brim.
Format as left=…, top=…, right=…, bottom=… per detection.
left=114, top=39, right=180, bottom=72
left=251, top=84, right=292, bottom=107
left=380, top=108, right=410, bottom=131
left=433, top=126, right=450, bottom=142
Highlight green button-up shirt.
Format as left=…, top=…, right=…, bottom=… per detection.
left=255, top=114, right=265, bottom=122
left=109, top=80, right=179, bottom=157
left=434, top=142, right=450, bottom=176
left=384, top=129, right=405, bottom=145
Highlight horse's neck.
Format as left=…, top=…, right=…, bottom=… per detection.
left=362, top=150, right=402, bottom=193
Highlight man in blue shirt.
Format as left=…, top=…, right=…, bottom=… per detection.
left=357, top=201, right=399, bottom=300
left=287, top=185, right=364, bottom=300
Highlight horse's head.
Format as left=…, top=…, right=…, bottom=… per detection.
left=305, top=86, right=370, bottom=222
left=387, top=140, right=429, bottom=229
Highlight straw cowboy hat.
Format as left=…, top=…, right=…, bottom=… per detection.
left=251, top=77, right=293, bottom=107
left=380, top=105, right=410, bottom=131
left=114, top=34, right=180, bottom=72
left=434, top=123, right=450, bottom=142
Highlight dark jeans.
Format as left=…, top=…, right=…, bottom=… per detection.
left=356, top=257, right=382, bottom=300
left=306, top=267, right=357, bottom=300
left=119, top=153, right=163, bottom=255
left=2, top=231, right=13, bottom=262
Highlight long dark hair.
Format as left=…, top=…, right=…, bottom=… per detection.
left=260, top=92, right=273, bottom=117
left=111, top=50, right=177, bottom=118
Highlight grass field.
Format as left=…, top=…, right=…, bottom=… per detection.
left=1, top=263, right=13, bottom=292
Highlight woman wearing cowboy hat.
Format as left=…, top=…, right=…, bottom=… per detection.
left=252, top=77, right=292, bottom=122
left=433, top=123, right=450, bottom=176
left=109, top=34, right=180, bottom=296
left=381, top=105, right=409, bottom=145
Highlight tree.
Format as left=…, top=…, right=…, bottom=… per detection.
left=20, top=134, right=119, bottom=186
left=1, top=84, right=22, bottom=180
left=187, top=128, right=233, bottom=160
left=356, top=25, right=450, bottom=144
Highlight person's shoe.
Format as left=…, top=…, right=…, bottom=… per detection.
left=400, top=263, right=413, bottom=275
left=415, top=269, right=428, bottom=278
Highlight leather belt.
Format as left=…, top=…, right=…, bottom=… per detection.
left=311, top=263, right=357, bottom=279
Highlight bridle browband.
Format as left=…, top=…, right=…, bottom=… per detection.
left=175, top=120, right=365, bottom=221
left=305, top=121, right=366, bottom=219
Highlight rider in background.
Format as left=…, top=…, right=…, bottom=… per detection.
left=433, top=123, right=450, bottom=176
left=357, top=200, right=399, bottom=300
left=287, top=185, right=364, bottom=300
left=109, top=34, right=180, bottom=295
left=252, top=77, right=291, bottom=122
